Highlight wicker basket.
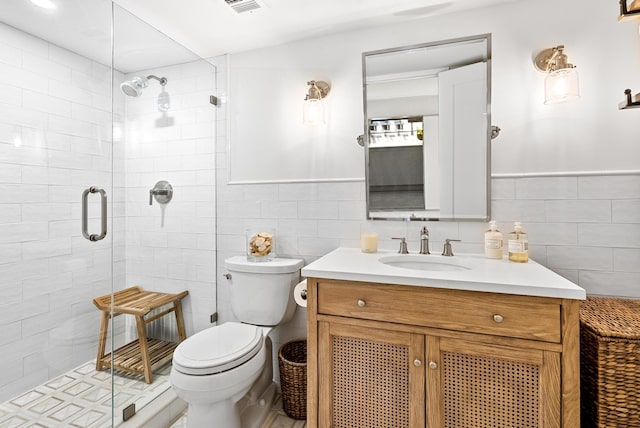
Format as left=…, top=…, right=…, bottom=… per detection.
left=580, top=297, right=640, bottom=428
left=278, top=339, right=307, bottom=420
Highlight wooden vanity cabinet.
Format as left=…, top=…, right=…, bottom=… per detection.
left=306, top=278, right=580, bottom=428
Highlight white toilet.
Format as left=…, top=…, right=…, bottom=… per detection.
left=170, top=256, right=304, bottom=428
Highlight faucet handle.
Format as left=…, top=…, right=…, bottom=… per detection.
left=419, top=227, right=430, bottom=255
left=442, top=239, right=461, bottom=257
left=392, top=237, right=409, bottom=254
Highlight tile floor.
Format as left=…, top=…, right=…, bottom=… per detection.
left=0, top=362, right=171, bottom=427
left=0, top=362, right=305, bottom=428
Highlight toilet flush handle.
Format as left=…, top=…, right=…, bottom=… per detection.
left=224, top=273, right=232, bottom=280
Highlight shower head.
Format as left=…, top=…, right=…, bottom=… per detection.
left=120, top=76, right=148, bottom=97
left=120, top=75, right=167, bottom=98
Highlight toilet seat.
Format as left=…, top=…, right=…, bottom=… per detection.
left=173, top=322, right=263, bottom=375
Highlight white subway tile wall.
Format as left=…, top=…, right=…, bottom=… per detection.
left=0, top=23, right=118, bottom=401
left=0, top=21, right=217, bottom=403
left=123, top=60, right=217, bottom=337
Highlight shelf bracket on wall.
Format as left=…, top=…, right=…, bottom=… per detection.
left=619, top=0, right=640, bottom=21
left=618, top=1, right=640, bottom=109
left=619, top=89, right=640, bottom=109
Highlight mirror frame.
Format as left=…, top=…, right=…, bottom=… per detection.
left=362, top=33, right=492, bottom=222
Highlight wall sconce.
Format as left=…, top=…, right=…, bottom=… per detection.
left=533, top=45, right=580, bottom=105
left=303, top=80, right=330, bottom=125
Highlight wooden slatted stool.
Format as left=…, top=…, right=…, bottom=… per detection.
left=93, top=286, right=189, bottom=383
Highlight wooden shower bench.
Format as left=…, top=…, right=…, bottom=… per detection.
left=93, top=286, right=188, bottom=383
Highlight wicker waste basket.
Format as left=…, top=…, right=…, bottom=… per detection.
left=580, top=297, right=640, bottom=428
left=278, top=339, right=307, bottom=420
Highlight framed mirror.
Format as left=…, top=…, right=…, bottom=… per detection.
left=363, top=34, right=491, bottom=221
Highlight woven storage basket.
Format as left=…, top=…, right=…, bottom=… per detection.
left=580, top=297, right=640, bottom=428
left=278, top=339, right=307, bottom=420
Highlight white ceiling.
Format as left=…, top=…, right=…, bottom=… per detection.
left=113, top=0, right=520, bottom=58
left=0, top=0, right=521, bottom=72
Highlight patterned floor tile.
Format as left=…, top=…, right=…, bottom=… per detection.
left=0, top=360, right=170, bottom=427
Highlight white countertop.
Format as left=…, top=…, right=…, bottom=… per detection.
left=301, top=247, right=586, bottom=300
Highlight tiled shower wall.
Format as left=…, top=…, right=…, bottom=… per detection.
left=0, top=20, right=218, bottom=401
left=123, top=59, right=217, bottom=335
left=0, top=23, right=119, bottom=400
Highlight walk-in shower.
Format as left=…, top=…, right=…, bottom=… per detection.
left=0, top=0, right=216, bottom=426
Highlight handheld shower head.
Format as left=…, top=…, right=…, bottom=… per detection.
left=120, top=75, right=167, bottom=98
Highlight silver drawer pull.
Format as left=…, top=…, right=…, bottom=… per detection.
left=493, top=314, right=504, bottom=323
left=413, top=359, right=422, bottom=367
left=429, top=361, right=438, bottom=370
left=357, top=299, right=366, bottom=308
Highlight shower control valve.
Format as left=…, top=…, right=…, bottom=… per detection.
left=149, top=180, right=173, bottom=206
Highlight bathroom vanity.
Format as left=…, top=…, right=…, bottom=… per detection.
left=302, top=248, right=585, bottom=428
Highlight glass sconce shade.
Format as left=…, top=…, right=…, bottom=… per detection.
left=303, top=80, right=330, bottom=125
left=544, top=68, right=580, bottom=105
left=303, top=98, right=325, bottom=125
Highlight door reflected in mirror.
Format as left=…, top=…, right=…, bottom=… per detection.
left=363, top=34, right=491, bottom=221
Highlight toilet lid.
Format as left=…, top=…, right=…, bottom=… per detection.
left=172, top=322, right=263, bottom=375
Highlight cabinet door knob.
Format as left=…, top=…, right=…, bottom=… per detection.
left=357, top=299, right=366, bottom=307
left=493, top=314, right=504, bottom=323
left=429, top=361, right=438, bottom=370
left=413, top=359, right=422, bottom=367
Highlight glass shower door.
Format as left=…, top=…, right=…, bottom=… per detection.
left=0, top=1, right=217, bottom=425
left=0, top=0, right=118, bottom=426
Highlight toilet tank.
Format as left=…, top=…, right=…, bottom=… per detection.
left=224, top=256, right=304, bottom=326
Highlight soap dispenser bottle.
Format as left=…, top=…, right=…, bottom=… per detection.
left=508, top=222, right=529, bottom=263
left=484, top=220, right=503, bottom=259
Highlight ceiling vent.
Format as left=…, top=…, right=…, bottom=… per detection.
left=224, top=0, right=262, bottom=13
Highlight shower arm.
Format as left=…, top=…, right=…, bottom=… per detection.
left=147, top=75, right=167, bottom=86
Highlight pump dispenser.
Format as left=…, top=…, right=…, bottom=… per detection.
left=484, top=221, right=503, bottom=259
left=508, top=222, right=529, bottom=263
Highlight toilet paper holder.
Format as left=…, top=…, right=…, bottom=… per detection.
left=294, top=279, right=308, bottom=308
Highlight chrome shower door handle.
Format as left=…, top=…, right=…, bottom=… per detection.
left=82, top=186, right=107, bottom=242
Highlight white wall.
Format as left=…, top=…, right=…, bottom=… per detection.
left=228, top=0, right=640, bottom=178
left=217, top=0, right=640, bottom=355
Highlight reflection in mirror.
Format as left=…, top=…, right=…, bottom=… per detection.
left=363, top=34, right=491, bottom=221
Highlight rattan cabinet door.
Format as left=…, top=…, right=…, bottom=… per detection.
left=426, top=337, right=561, bottom=428
left=318, top=321, right=425, bottom=428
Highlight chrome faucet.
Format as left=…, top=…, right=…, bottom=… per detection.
left=442, top=238, right=461, bottom=256
left=419, top=227, right=430, bottom=255
left=392, top=237, right=409, bottom=254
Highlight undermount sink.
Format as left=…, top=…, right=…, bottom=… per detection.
left=379, top=255, right=471, bottom=272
